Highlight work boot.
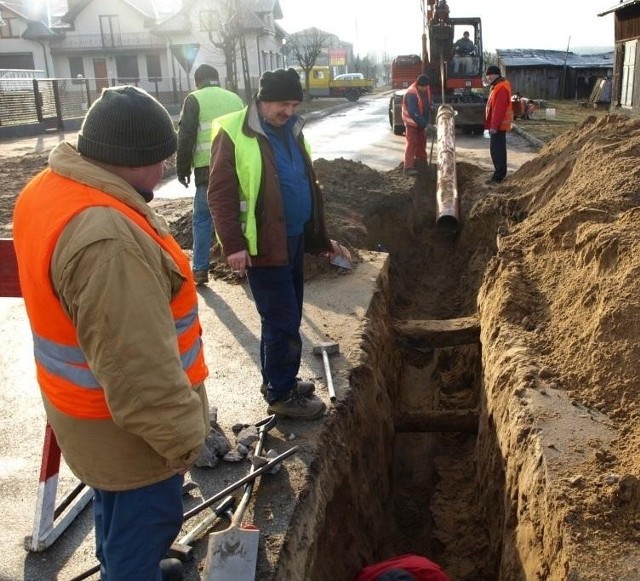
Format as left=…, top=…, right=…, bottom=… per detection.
left=267, top=392, right=326, bottom=420
left=160, top=558, right=184, bottom=581
left=260, top=379, right=315, bottom=400
left=193, top=269, right=209, bottom=285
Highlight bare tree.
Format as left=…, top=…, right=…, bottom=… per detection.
left=286, top=28, right=330, bottom=100
left=199, top=0, right=253, bottom=93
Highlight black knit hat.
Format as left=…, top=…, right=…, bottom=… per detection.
left=257, top=68, right=304, bottom=102
left=417, top=74, right=429, bottom=86
left=194, top=64, right=219, bottom=87
left=77, top=86, right=177, bottom=167
left=485, top=65, right=501, bottom=76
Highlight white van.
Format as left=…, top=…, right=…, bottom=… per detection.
left=333, top=73, right=365, bottom=81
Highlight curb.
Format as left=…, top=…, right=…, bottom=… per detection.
left=512, top=123, right=545, bottom=150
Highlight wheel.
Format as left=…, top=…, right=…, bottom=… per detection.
left=345, top=90, right=360, bottom=102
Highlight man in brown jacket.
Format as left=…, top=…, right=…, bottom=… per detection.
left=13, top=86, right=209, bottom=581
left=208, top=68, right=346, bottom=421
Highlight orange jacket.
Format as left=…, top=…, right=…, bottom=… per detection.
left=485, top=77, right=513, bottom=132
left=14, top=169, right=207, bottom=419
left=402, top=82, right=432, bottom=128
left=355, top=554, right=449, bottom=581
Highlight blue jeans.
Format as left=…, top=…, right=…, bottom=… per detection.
left=247, top=234, right=305, bottom=402
left=94, top=474, right=184, bottom=581
left=192, top=182, right=213, bottom=272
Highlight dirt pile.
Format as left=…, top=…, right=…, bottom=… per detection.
left=474, top=114, right=640, bottom=576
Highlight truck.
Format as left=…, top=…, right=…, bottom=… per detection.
left=389, top=0, right=487, bottom=135
left=296, top=66, right=375, bottom=102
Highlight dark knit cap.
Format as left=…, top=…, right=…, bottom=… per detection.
left=194, top=64, right=219, bottom=86
left=77, top=86, right=177, bottom=167
left=257, top=68, right=304, bottom=102
left=417, top=74, right=429, bottom=86
left=485, top=65, right=501, bottom=76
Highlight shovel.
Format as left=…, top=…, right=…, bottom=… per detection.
left=201, top=415, right=276, bottom=580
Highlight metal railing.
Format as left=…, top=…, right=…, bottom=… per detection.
left=49, top=33, right=167, bottom=52
left=0, top=76, right=187, bottom=130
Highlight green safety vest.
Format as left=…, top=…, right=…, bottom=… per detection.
left=192, top=86, right=244, bottom=169
left=212, top=109, right=312, bottom=256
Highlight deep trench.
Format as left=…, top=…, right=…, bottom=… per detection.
left=287, top=165, right=515, bottom=581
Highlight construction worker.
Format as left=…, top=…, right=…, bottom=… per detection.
left=177, top=64, right=244, bottom=285
left=453, top=31, right=475, bottom=74
left=402, top=74, right=432, bottom=176
left=208, top=68, right=347, bottom=420
left=484, top=65, right=513, bottom=184
left=13, top=86, right=209, bottom=581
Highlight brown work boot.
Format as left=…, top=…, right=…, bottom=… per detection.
left=260, top=379, right=315, bottom=401
left=267, top=392, right=326, bottom=420
left=193, top=269, right=209, bottom=285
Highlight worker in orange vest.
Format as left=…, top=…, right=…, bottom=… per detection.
left=401, top=74, right=432, bottom=176
left=13, top=86, right=209, bottom=581
left=484, top=65, right=513, bottom=184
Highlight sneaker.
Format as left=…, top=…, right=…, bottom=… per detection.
left=267, top=392, right=326, bottom=420
left=160, top=558, right=184, bottom=581
left=404, top=168, right=419, bottom=176
left=260, top=379, right=315, bottom=400
left=193, top=269, right=209, bottom=285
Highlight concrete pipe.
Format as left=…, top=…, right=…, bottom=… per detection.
left=435, top=104, right=459, bottom=234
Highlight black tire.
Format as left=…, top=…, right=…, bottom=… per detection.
left=345, top=90, right=360, bottom=102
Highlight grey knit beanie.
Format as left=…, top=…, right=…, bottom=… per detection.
left=77, top=86, right=177, bottom=167
left=257, top=68, right=304, bottom=102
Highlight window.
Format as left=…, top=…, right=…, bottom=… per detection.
left=146, top=54, right=161, bottom=81
left=115, top=55, right=139, bottom=84
left=69, top=57, right=84, bottom=80
left=621, top=39, right=636, bottom=108
left=0, top=17, right=18, bottom=38
left=99, top=15, right=121, bottom=48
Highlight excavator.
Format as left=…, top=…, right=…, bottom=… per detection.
left=389, top=0, right=486, bottom=135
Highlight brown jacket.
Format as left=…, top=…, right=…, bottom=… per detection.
left=39, top=143, right=208, bottom=491
left=207, top=98, right=332, bottom=266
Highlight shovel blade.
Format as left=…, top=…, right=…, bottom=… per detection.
left=202, top=524, right=260, bottom=581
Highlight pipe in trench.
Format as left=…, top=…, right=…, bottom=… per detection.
left=435, top=104, right=459, bottom=234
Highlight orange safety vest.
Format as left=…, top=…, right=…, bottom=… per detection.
left=486, top=78, right=513, bottom=131
left=13, top=169, right=208, bottom=419
left=402, top=83, right=432, bottom=128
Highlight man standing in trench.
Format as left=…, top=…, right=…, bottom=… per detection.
left=402, top=74, right=432, bottom=176
left=13, top=86, right=209, bottom=580
left=208, top=68, right=348, bottom=420
left=484, top=65, right=513, bottom=184
left=177, top=64, right=244, bottom=285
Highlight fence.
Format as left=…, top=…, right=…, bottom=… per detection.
left=0, top=76, right=187, bottom=131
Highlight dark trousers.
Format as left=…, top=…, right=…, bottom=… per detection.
left=489, top=130, right=507, bottom=180
left=94, top=473, right=184, bottom=581
left=247, top=234, right=305, bottom=402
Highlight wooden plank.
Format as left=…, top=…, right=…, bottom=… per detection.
left=0, top=238, right=21, bottom=298
left=395, top=409, right=478, bottom=433
left=394, top=317, right=480, bottom=348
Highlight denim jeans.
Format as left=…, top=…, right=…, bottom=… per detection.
left=94, top=473, right=184, bottom=581
left=247, top=234, right=305, bottom=402
left=192, top=182, right=213, bottom=272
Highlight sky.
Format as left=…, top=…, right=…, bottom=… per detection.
left=277, top=0, right=616, bottom=57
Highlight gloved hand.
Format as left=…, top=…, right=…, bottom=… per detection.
left=178, top=175, right=190, bottom=188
